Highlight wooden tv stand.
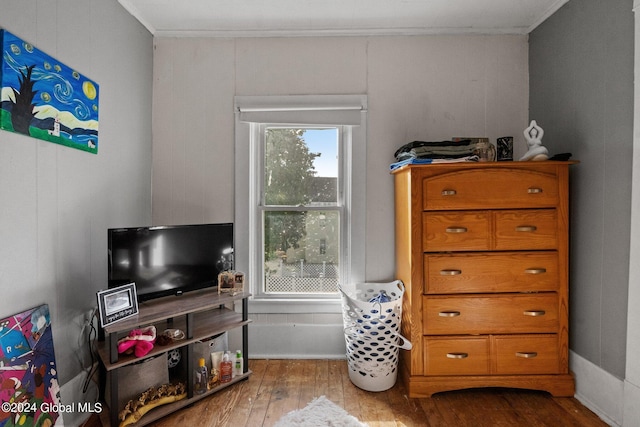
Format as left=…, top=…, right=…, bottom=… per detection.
left=96, top=288, right=251, bottom=426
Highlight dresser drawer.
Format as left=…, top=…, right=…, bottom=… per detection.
left=494, top=335, right=560, bottom=374
left=423, top=211, right=491, bottom=251
left=495, top=209, right=558, bottom=250
left=424, top=336, right=490, bottom=375
left=424, top=252, right=559, bottom=294
left=423, top=209, right=558, bottom=252
left=422, top=168, right=559, bottom=211
left=423, top=294, right=559, bottom=335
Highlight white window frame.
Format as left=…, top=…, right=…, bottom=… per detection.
left=258, top=124, right=345, bottom=299
left=234, top=95, right=367, bottom=314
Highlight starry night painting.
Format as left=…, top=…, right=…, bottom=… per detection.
left=0, top=29, right=99, bottom=154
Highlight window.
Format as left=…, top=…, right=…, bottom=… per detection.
left=262, top=126, right=342, bottom=295
left=234, top=95, right=367, bottom=308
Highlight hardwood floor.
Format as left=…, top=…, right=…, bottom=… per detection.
left=86, top=359, right=609, bottom=427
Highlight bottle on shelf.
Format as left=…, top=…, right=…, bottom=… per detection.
left=220, top=351, right=233, bottom=383
left=234, top=350, right=243, bottom=378
left=195, top=357, right=208, bottom=394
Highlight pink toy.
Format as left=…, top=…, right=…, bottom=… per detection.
left=117, top=325, right=157, bottom=358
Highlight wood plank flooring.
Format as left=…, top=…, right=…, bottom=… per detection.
left=85, top=359, right=609, bottom=427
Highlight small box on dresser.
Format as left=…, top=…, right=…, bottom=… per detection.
left=393, top=161, right=577, bottom=397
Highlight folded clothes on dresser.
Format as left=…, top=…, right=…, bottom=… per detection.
left=390, top=154, right=479, bottom=171
left=391, top=139, right=480, bottom=170
left=394, top=139, right=477, bottom=161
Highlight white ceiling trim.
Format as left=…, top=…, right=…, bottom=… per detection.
left=119, top=0, right=157, bottom=35
left=118, top=0, right=570, bottom=38
left=527, top=0, right=569, bottom=33
left=152, top=26, right=534, bottom=39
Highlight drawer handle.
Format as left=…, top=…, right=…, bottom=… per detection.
left=439, top=311, right=461, bottom=317
left=440, top=269, right=462, bottom=276
left=446, top=352, right=468, bottom=359
left=528, top=187, right=543, bottom=194
left=445, top=227, right=468, bottom=233
left=523, top=310, right=546, bottom=317
left=524, top=268, right=547, bottom=275
left=441, top=189, right=457, bottom=196
left=516, top=352, right=538, bottom=359
left=515, top=225, right=537, bottom=232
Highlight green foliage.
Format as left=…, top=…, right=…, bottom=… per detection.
left=264, top=211, right=306, bottom=259
left=0, top=109, right=14, bottom=131
left=263, top=128, right=319, bottom=255
left=264, top=128, right=319, bottom=205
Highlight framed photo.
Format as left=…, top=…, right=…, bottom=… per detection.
left=218, top=270, right=245, bottom=295
left=97, top=283, right=138, bottom=327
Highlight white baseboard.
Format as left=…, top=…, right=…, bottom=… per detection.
left=623, top=379, right=640, bottom=427
left=570, top=350, right=622, bottom=426
left=248, top=323, right=346, bottom=359
left=59, top=365, right=100, bottom=427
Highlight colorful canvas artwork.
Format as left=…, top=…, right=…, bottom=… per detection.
left=0, top=305, right=62, bottom=427
left=0, top=29, right=99, bottom=154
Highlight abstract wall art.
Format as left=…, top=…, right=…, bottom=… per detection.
left=0, top=29, right=99, bottom=154
left=0, top=304, right=63, bottom=426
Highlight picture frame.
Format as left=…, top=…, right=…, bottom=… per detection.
left=217, top=270, right=245, bottom=295
left=97, top=283, right=138, bottom=327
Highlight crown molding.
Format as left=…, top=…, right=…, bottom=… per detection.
left=527, top=0, right=570, bottom=33
left=152, top=26, right=531, bottom=39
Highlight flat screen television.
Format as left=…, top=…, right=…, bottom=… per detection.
left=108, top=223, right=234, bottom=302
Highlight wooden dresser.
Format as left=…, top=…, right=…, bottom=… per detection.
left=393, top=161, right=576, bottom=397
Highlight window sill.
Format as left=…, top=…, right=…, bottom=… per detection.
left=248, top=297, right=342, bottom=314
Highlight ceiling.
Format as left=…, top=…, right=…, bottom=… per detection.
left=118, top=0, right=569, bottom=38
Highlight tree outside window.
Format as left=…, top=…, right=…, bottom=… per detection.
left=262, top=127, right=340, bottom=294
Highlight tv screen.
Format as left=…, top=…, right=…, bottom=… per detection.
left=108, top=223, right=234, bottom=302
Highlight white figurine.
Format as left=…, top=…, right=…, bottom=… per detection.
left=520, top=120, right=549, bottom=161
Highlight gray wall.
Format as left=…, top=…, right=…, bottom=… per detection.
left=153, top=34, right=530, bottom=276
left=152, top=35, right=531, bottom=356
left=529, top=0, right=634, bottom=380
left=0, top=0, right=153, bottom=394
left=626, top=3, right=640, bottom=425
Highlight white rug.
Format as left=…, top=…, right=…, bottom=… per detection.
left=273, top=395, right=368, bottom=427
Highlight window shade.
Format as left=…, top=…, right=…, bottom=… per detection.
left=235, top=95, right=367, bottom=126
